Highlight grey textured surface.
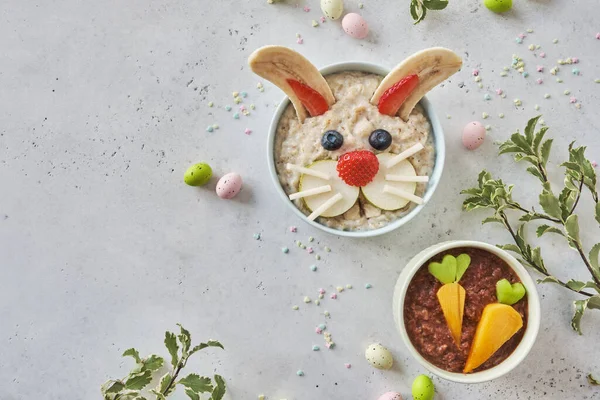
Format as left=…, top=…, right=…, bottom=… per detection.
left=1, top=0, right=599, bottom=399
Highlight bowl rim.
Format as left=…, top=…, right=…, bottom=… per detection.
left=266, top=61, right=446, bottom=238
left=392, top=240, right=541, bottom=383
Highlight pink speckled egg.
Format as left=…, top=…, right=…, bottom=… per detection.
left=378, top=392, right=403, bottom=400
left=462, top=121, right=486, bottom=150
left=216, top=172, right=243, bottom=199
left=342, top=13, right=369, bottom=39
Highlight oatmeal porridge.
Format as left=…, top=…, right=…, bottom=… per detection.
left=274, top=71, right=436, bottom=231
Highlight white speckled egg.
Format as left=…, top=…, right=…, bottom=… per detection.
left=462, top=121, right=486, bottom=150
left=321, top=0, right=344, bottom=20
left=378, top=392, right=403, bottom=400
left=216, top=172, right=243, bottom=199
left=342, top=13, right=369, bottom=39
left=365, top=343, right=393, bottom=370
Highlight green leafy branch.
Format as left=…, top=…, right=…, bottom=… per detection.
left=101, top=325, right=225, bottom=400
left=409, top=0, right=448, bottom=24
left=461, top=116, right=600, bottom=338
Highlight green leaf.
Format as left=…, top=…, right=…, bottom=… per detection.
left=460, top=187, right=481, bottom=196
left=497, top=244, right=522, bottom=254
left=498, top=143, right=524, bottom=155
left=177, top=324, right=192, bottom=355
left=108, top=390, right=142, bottom=400
left=190, top=340, right=225, bottom=355
left=561, top=161, right=582, bottom=173
left=101, top=380, right=125, bottom=394
left=149, top=391, right=166, bottom=400
left=537, top=276, right=560, bottom=285
left=531, top=247, right=546, bottom=273
left=571, top=295, right=600, bottom=335
left=540, top=139, right=553, bottom=167
left=559, top=186, right=576, bottom=220
left=539, top=192, right=563, bottom=220
left=526, top=166, right=545, bottom=183
left=590, top=243, right=600, bottom=278
left=514, top=154, right=539, bottom=164
left=185, top=389, right=200, bottom=400
left=409, top=0, right=419, bottom=21
left=178, top=374, right=213, bottom=393
left=125, top=370, right=152, bottom=390
left=210, top=375, right=227, bottom=400
left=564, top=177, right=579, bottom=191
left=588, top=374, right=600, bottom=385
left=595, top=203, right=600, bottom=225
left=462, top=196, right=491, bottom=211
left=519, top=213, right=542, bottom=222
left=142, top=355, right=164, bottom=372
left=418, top=4, right=427, bottom=23
left=533, top=126, right=549, bottom=153
left=536, top=225, right=564, bottom=237
left=566, top=280, right=600, bottom=293
left=477, top=170, right=492, bottom=186
left=165, top=331, right=179, bottom=369
left=524, top=115, right=540, bottom=143
left=155, top=372, right=174, bottom=397
left=564, top=214, right=580, bottom=243
left=423, top=0, right=448, bottom=10
left=122, top=348, right=141, bottom=363
left=482, top=216, right=503, bottom=225
left=510, top=132, right=533, bottom=155
left=514, top=224, right=527, bottom=250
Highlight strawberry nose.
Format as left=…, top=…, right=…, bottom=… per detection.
left=336, top=150, right=380, bottom=187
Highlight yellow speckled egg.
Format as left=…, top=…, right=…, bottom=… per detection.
left=365, top=343, right=393, bottom=370
left=321, top=0, right=344, bottom=20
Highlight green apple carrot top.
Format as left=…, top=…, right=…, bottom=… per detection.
left=428, top=254, right=471, bottom=347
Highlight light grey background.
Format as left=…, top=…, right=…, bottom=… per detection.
left=1, top=0, right=599, bottom=399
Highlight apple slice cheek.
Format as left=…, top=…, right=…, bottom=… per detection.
left=377, top=74, right=419, bottom=116
left=287, top=79, right=329, bottom=117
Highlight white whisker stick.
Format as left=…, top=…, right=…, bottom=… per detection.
left=289, top=185, right=332, bottom=200
left=385, top=175, right=429, bottom=183
left=307, top=193, right=343, bottom=221
left=286, top=163, right=330, bottom=180
left=383, top=185, right=424, bottom=205
left=386, top=143, right=424, bottom=169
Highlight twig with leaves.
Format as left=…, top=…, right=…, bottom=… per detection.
left=461, top=116, right=600, bottom=384
left=101, top=324, right=226, bottom=400
left=409, top=0, right=448, bottom=24
left=460, top=116, right=600, bottom=336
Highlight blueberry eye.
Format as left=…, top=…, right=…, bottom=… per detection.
left=321, top=130, right=344, bottom=151
left=369, top=129, right=392, bottom=151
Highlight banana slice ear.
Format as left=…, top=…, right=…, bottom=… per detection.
left=248, top=46, right=335, bottom=123
left=371, top=47, right=462, bottom=121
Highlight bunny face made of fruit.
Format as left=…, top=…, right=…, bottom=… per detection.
left=249, top=46, right=462, bottom=222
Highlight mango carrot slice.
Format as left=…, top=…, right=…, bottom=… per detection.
left=436, top=282, right=466, bottom=347
left=463, top=303, right=524, bottom=373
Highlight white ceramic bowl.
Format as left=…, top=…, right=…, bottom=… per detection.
left=392, top=240, right=541, bottom=383
left=266, top=62, right=446, bottom=238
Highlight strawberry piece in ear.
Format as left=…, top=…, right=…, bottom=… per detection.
left=287, top=79, right=329, bottom=117
left=377, top=74, right=419, bottom=116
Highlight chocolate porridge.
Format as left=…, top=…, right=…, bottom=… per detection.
left=403, top=248, right=528, bottom=373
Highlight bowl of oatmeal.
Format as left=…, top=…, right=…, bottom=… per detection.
left=393, top=240, right=541, bottom=383
left=267, top=62, right=445, bottom=237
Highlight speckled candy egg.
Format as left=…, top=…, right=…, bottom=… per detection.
left=378, top=392, right=403, bottom=400
left=342, top=13, right=369, bottom=39
left=321, top=0, right=344, bottom=20
left=216, top=172, right=243, bottom=199
left=412, top=375, right=435, bottom=400
left=184, top=162, right=212, bottom=186
left=484, top=0, right=512, bottom=13
left=365, top=343, right=393, bottom=370
left=462, top=121, right=486, bottom=150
